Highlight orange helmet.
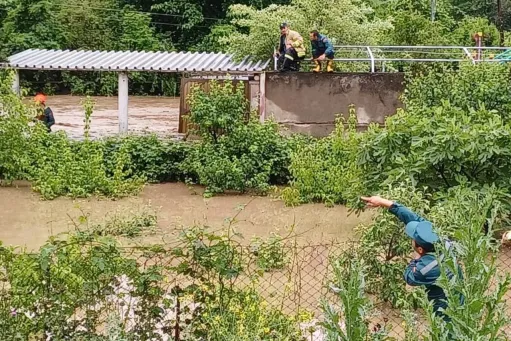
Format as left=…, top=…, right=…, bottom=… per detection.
left=34, top=93, right=47, bottom=104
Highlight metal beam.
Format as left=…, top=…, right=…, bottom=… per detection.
left=118, top=72, right=129, bottom=134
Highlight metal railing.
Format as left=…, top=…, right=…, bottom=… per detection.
left=273, top=45, right=511, bottom=72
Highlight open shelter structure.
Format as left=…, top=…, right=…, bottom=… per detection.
left=2, top=48, right=270, bottom=134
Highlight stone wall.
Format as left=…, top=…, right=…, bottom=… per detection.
left=262, top=72, right=405, bottom=136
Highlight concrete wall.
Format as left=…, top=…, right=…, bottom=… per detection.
left=263, top=72, right=405, bottom=136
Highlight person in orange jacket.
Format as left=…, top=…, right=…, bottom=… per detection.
left=34, top=93, right=55, bottom=132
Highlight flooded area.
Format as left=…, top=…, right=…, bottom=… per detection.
left=45, top=95, right=180, bottom=139
left=0, top=183, right=373, bottom=251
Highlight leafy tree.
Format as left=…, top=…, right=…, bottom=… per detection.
left=0, top=0, right=66, bottom=56
left=223, top=0, right=392, bottom=60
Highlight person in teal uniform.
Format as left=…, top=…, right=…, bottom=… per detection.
left=361, top=195, right=464, bottom=321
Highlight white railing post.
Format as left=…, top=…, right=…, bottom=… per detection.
left=462, top=47, right=476, bottom=65
left=274, top=48, right=278, bottom=71
left=366, top=46, right=375, bottom=73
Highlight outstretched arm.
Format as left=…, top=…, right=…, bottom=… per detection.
left=361, top=196, right=425, bottom=224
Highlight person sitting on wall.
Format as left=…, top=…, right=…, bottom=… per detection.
left=277, top=22, right=306, bottom=72
left=34, top=93, right=55, bottom=132
left=309, top=30, right=335, bottom=73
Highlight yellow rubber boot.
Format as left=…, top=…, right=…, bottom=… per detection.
left=313, top=60, right=321, bottom=73
left=327, top=59, right=334, bottom=73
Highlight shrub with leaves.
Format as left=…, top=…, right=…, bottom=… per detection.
left=0, top=70, right=44, bottom=182
left=403, top=63, right=511, bottom=117
left=421, top=187, right=511, bottom=340
left=27, top=98, right=145, bottom=199
left=102, top=134, right=191, bottom=183
left=187, top=79, right=248, bottom=143
left=282, top=106, right=366, bottom=207
left=183, top=78, right=298, bottom=196
left=322, top=256, right=388, bottom=341
left=341, top=182, right=431, bottom=308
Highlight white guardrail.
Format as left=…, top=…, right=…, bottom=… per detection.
left=273, top=46, right=511, bottom=72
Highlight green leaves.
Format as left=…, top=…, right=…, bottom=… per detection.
left=224, top=0, right=392, bottom=60
left=183, top=79, right=296, bottom=195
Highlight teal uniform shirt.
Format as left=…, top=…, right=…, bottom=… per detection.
left=389, top=202, right=463, bottom=318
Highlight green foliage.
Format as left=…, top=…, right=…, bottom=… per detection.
left=0, top=234, right=142, bottom=340
left=196, top=288, right=303, bottom=341
left=404, top=63, right=511, bottom=116
left=103, top=134, right=191, bottom=183
left=322, top=257, right=388, bottom=341
left=342, top=183, right=430, bottom=308
left=76, top=208, right=158, bottom=239
left=283, top=106, right=365, bottom=207
left=183, top=78, right=299, bottom=196
left=187, top=79, right=249, bottom=142
left=224, top=0, right=392, bottom=60
left=27, top=98, right=145, bottom=199
left=250, top=233, right=288, bottom=272
left=286, top=64, right=511, bottom=208
left=422, top=187, right=511, bottom=340
left=0, top=71, right=42, bottom=182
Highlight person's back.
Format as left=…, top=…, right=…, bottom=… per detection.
left=34, top=94, right=55, bottom=132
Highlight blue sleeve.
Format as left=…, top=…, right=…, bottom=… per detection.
left=404, top=259, right=431, bottom=286
left=323, top=37, right=334, bottom=55
left=388, top=202, right=426, bottom=225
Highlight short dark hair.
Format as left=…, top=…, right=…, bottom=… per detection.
left=310, top=30, right=319, bottom=37
left=280, top=22, right=288, bottom=29
left=418, top=242, right=435, bottom=253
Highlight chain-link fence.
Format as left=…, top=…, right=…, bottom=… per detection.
left=108, top=242, right=511, bottom=340
left=2, top=240, right=511, bottom=340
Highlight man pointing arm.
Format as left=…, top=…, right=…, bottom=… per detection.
left=361, top=196, right=463, bottom=321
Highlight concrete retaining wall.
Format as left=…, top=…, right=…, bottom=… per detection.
left=263, top=72, right=405, bottom=136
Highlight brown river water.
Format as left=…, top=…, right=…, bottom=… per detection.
left=43, top=95, right=180, bottom=139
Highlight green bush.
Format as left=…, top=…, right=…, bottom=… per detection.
left=419, top=187, right=511, bottom=340
left=285, top=63, right=511, bottom=209
left=102, top=134, right=191, bottom=183
left=183, top=79, right=301, bottom=196
left=283, top=106, right=365, bottom=207
left=404, top=63, right=511, bottom=116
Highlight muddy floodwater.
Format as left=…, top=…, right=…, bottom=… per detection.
left=44, top=95, right=180, bottom=139
left=0, top=183, right=373, bottom=251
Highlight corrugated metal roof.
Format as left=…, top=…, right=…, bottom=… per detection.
left=2, top=49, right=270, bottom=73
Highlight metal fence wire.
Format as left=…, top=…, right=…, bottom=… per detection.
left=3, top=241, right=511, bottom=340
left=129, top=242, right=511, bottom=340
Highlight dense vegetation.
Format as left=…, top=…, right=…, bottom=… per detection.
left=1, top=0, right=510, bottom=94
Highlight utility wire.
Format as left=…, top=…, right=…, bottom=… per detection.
left=57, top=3, right=224, bottom=21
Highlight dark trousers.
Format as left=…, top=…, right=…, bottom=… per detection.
left=313, top=50, right=335, bottom=60
left=280, top=47, right=303, bottom=71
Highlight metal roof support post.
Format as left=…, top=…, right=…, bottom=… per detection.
left=259, top=72, right=266, bottom=123
left=366, top=47, right=375, bottom=73
left=118, top=72, right=129, bottom=134
left=11, top=69, right=20, bottom=96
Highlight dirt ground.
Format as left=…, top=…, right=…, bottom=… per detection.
left=43, top=95, right=180, bottom=139
left=0, top=183, right=373, bottom=251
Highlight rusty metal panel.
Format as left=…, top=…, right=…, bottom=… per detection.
left=179, top=78, right=251, bottom=134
